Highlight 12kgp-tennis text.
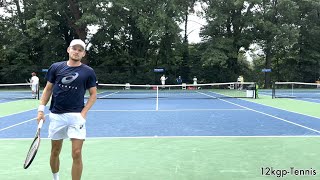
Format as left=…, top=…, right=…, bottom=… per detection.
left=261, top=167, right=316, bottom=178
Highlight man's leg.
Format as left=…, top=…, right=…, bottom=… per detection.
left=31, top=85, right=35, bottom=98
left=50, top=140, right=63, bottom=179
left=71, top=139, right=84, bottom=180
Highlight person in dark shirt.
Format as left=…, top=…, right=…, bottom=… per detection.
left=37, top=39, right=97, bottom=180
left=176, top=76, right=182, bottom=84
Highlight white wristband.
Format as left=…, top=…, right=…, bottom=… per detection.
left=38, top=105, right=45, bottom=112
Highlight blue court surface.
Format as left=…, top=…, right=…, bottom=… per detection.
left=1, top=91, right=320, bottom=180
left=1, top=94, right=320, bottom=138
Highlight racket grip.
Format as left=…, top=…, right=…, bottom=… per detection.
left=38, top=119, right=44, bottom=129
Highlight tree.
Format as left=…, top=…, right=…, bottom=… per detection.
left=253, top=0, right=300, bottom=87
left=294, top=0, right=320, bottom=82
left=199, top=0, right=257, bottom=82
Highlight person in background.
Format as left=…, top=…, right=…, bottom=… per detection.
left=193, top=76, right=198, bottom=85
left=160, top=74, right=168, bottom=86
left=176, top=76, right=182, bottom=85
left=237, top=75, right=244, bottom=90
left=30, top=72, right=39, bottom=99
left=192, top=76, right=198, bottom=89
left=37, top=39, right=97, bottom=180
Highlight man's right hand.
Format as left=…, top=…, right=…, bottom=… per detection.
left=37, top=111, right=45, bottom=123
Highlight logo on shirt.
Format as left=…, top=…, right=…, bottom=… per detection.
left=61, top=72, right=79, bottom=84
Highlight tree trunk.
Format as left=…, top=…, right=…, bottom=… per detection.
left=67, top=0, right=87, bottom=40
left=67, top=0, right=88, bottom=63
left=264, top=43, right=272, bottom=88
left=182, top=6, right=189, bottom=80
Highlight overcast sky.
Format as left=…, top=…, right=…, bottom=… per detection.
left=1, top=3, right=206, bottom=43
left=179, top=15, right=206, bottom=43
left=180, top=3, right=207, bottom=43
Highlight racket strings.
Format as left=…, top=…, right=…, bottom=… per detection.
left=24, top=138, right=40, bottom=166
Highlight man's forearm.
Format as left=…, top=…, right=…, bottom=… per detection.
left=37, top=84, right=52, bottom=121
left=82, top=93, right=97, bottom=114
left=40, top=87, right=52, bottom=106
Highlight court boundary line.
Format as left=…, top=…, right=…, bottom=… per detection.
left=0, top=99, right=51, bottom=118
left=97, top=91, right=120, bottom=99
left=300, top=97, right=320, bottom=102
left=0, top=114, right=48, bottom=132
left=0, top=135, right=320, bottom=140
left=0, top=99, right=29, bottom=104
left=90, top=108, right=248, bottom=112
left=244, top=95, right=320, bottom=120
left=257, top=93, right=320, bottom=105
left=198, top=92, right=320, bottom=134
left=2, top=92, right=320, bottom=136
left=0, top=108, right=37, bottom=118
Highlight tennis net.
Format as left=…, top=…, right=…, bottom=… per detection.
left=0, top=83, right=39, bottom=100
left=96, top=82, right=256, bottom=99
left=272, top=82, right=320, bottom=98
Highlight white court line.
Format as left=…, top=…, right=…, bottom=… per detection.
left=300, top=97, right=320, bottom=102
left=97, top=91, right=120, bottom=98
left=0, top=108, right=37, bottom=118
left=197, top=92, right=320, bottom=134
left=85, top=91, right=120, bottom=99
left=245, top=96, right=320, bottom=120
left=83, top=135, right=320, bottom=139
left=1, top=135, right=320, bottom=140
left=0, top=99, right=39, bottom=118
left=258, top=92, right=272, bottom=96
left=0, top=114, right=48, bottom=132
left=90, top=109, right=248, bottom=112
left=1, top=92, right=319, bottom=135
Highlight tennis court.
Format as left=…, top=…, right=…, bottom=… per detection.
left=1, top=83, right=320, bottom=179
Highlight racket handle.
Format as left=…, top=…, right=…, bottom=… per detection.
left=38, top=119, right=44, bottom=129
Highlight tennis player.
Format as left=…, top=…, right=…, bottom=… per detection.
left=176, top=76, right=182, bottom=84
left=30, top=72, right=39, bottom=98
left=237, top=75, right=244, bottom=90
left=37, top=39, right=97, bottom=180
left=193, top=76, right=197, bottom=85
left=160, top=74, right=168, bottom=86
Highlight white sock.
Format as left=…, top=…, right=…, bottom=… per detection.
left=53, top=172, right=59, bottom=180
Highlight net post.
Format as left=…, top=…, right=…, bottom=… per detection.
left=156, top=86, right=159, bottom=111
left=182, top=83, right=186, bottom=90
left=272, top=82, right=275, bottom=99
left=125, top=83, right=130, bottom=90
left=254, top=82, right=258, bottom=99
left=37, top=83, right=40, bottom=100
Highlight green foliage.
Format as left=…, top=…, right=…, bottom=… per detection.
left=199, top=0, right=258, bottom=81
left=0, top=0, right=319, bottom=86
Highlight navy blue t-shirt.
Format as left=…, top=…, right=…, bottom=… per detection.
left=46, top=61, right=97, bottom=114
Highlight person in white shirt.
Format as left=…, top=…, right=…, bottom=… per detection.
left=30, top=72, right=39, bottom=98
left=237, top=75, right=244, bottom=90
left=193, top=76, right=198, bottom=85
left=160, top=74, right=168, bottom=86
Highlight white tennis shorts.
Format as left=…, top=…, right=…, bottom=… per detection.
left=31, top=84, right=37, bottom=92
left=48, top=113, right=86, bottom=140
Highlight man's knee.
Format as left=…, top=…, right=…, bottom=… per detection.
left=72, top=149, right=82, bottom=160
left=51, top=147, right=61, bottom=157
left=51, top=141, right=63, bottom=157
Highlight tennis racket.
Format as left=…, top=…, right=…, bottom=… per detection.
left=23, top=119, right=44, bottom=169
left=26, top=79, right=31, bottom=87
